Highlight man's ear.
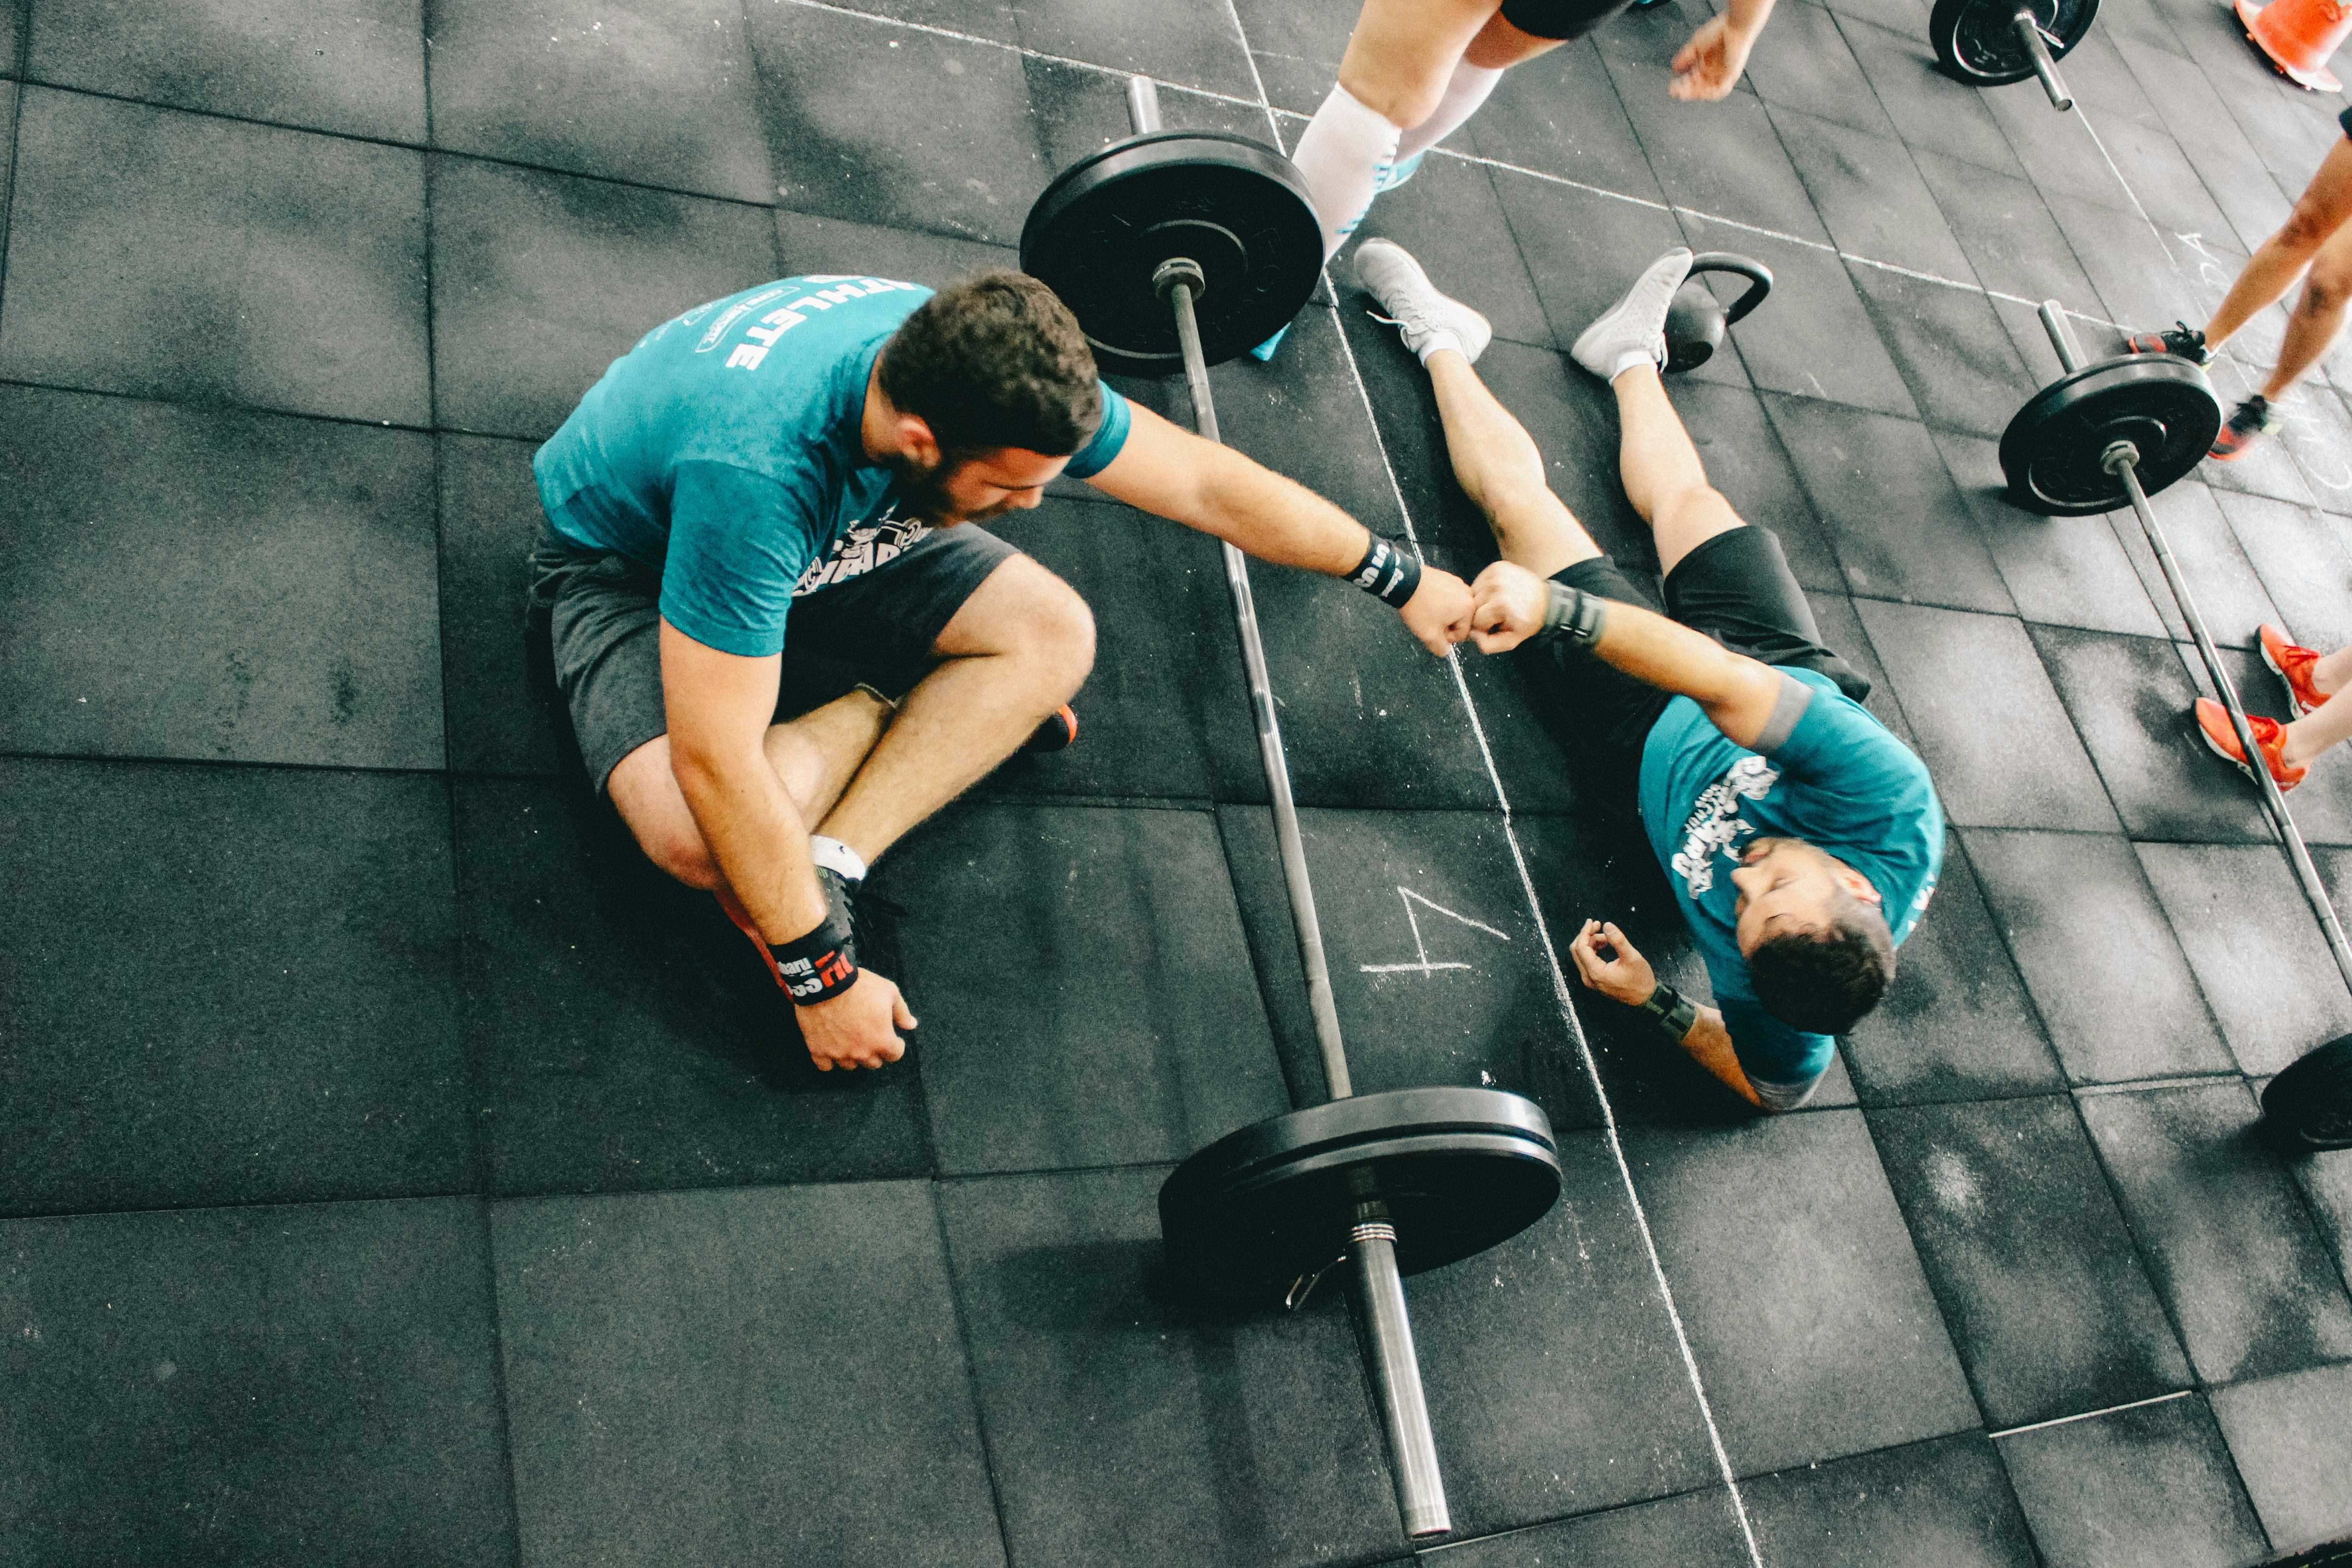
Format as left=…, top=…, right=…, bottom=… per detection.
left=895, top=413, right=941, bottom=468
left=1832, top=860, right=1882, bottom=907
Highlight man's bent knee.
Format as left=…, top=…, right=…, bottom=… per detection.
left=940, top=556, right=1096, bottom=691
left=607, top=736, right=723, bottom=890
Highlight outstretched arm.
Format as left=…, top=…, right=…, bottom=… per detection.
left=1470, top=559, right=1788, bottom=746
left=1085, top=401, right=1474, bottom=654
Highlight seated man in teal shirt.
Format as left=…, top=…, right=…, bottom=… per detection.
left=1354, top=240, right=1942, bottom=1110
left=530, top=270, right=1475, bottom=1077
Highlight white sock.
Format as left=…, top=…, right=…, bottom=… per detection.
left=1610, top=348, right=1656, bottom=380
left=1416, top=331, right=1464, bottom=365
left=810, top=834, right=868, bottom=884
left=1292, top=83, right=1403, bottom=259
left=1396, top=61, right=1504, bottom=163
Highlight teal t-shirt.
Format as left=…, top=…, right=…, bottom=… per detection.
left=1636, top=669, right=1944, bottom=1090
left=532, top=275, right=1133, bottom=656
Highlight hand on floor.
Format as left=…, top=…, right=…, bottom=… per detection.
left=796, top=970, right=917, bottom=1071
left=1668, top=15, right=1757, bottom=101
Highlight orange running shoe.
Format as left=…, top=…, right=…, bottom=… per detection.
left=2259, top=622, right=2328, bottom=716
left=2195, top=697, right=2307, bottom=791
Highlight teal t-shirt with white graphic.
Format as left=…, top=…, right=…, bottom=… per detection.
left=532, top=276, right=1133, bottom=656
left=1636, top=669, right=1944, bottom=1089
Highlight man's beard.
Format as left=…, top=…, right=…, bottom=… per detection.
left=886, top=450, right=1016, bottom=525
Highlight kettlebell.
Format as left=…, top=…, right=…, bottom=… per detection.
left=1664, top=253, right=1773, bottom=373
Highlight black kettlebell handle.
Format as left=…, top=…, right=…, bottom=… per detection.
left=1687, top=253, right=1773, bottom=325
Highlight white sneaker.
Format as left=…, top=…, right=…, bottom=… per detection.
left=1351, top=238, right=1494, bottom=365
left=1570, top=248, right=1693, bottom=381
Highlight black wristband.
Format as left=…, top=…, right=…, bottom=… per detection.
left=1639, top=983, right=1701, bottom=1043
left=1535, top=581, right=1607, bottom=647
left=1349, top=534, right=1422, bottom=610
left=770, top=911, right=859, bottom=1006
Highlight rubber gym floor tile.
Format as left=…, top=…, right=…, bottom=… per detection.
left=1419, top=1487, right=1752, bottom=1567
left=1992, top=292, right=2084, bottom=390
left=2115, top=40, right=2295, bottom=252
left=784, top=0, right=1021, bottom=45
left=0, top=758, right=472, bottom=1217
left=1460, top=41, right=1667, bottom=208
left=2289, top=1102, right=2352, bottom=1294
left=2078, top=1079, right=2352, bottom=1384
left=1838, top=16, right=2029, bottom=180
left=429, top=154, right=780, bottom=440
left=1862, top=600, right=2117, bottom=830
left=775, top=205, right=1013, bottom=289
left=1773, top=107, right=1973, bottom=282
left=1010, top=0, right=1258, bottom=101
left=452, top=776, right=934, bottom=1196
left=0, top=89, right=429, bottom=426
left=25, top=0, right=424, bottom=142
left=973, top=496, right=1243, bottom=804
left=1808, top=589, right=1917, bottom=743
left=1218, top=805, right=1607, bottom=1133
left=1933, top=430, right=2170, bottom=639
left=1963, top=827, right=2234, bottom=1083
left=937, top=1166, right=1406, bottom=1568
left=1345, top=156, right=1551, bottom=353
left=1984, top=87, right=2139, bottom=216
left=0, top=0, right=15, bottom=71
left=1848, top=264, right=2041, bottom=441
left=1693, top=221, right=1918, bottom=421
left=746, top=1, right=1045, bottom=247
left=2139, top=842, right=2352, bottom=1076
left=2029, top=623, right=2269, bottom=843
left=1675, top=378, right=1846, bottom=593
left=2107, top=479, right=2283, bottom=649
left=0, top=386, right=443, bottom=770
left=1741, top=1432, right=2039, bottom=1568
left=425, top=0, right=771, bottom=205
left=1224, top=0, right=1348, bottom=117
left=2208, top=489, right=2352, bottom=652
left=438, top=434, right=568, bottom=779
left=2210, top=1361, right=2352, bottom=1553
left=1767, top=399, right=2014, bottom=611
left=2090, top=111, right=2253, bottom=245
left=1399, top=1130, right=1724, bottom=1535
left=493, top=1183, right=1000, bottom=1568
left=1997, top=1394, right=2267, bottom=1568
left=0, top=1198, right=512, bottom=1566
left=1482, top=171, right=1684, bottom=371
left=1838, top=837, right=2066, bottom=1106
left=1610, top=75, right=1830, bottom=245
left=1916, top=149, right=2100, bottom=310
left=883, top=801, right=1290, bottom=1173
left=1869, top=1095, right=2191, bottom=1428
left=2046, top=193, right=2211, bottom=335
left=2275, top=393, right=2352, bottom=520
left=1024, top=53, right=1272, bottom=180
left=1739, top=0, right=1896, bottom=138
left=1620, top=1110, right=1978, bottom=1475
left=2050, top=24, right=2167, bottom=125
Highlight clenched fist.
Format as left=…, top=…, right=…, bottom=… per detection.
left=1468, top=560, right=1552, bottom=654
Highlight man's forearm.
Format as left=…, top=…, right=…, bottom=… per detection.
left=672, top=745, right=830, bottom=942
left=1725, top=0, right=1776, bottom=37
left=1557, top=587, right=1782, bottom=746
left=1677, top=1004, right=1766, bottom=1110
left=1192, top=442, right=1369, bottom=576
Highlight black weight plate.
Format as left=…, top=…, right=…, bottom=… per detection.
left=1158, top=1086, right=1562, bottom=1303
left=1999, top=355, right=2221, bottom=515
left=2262, top=1033, right=2352, bottom=1151
left=1932, top=0, right=2099, bottom=83
left=1020, top=130, right=1323, bottom=376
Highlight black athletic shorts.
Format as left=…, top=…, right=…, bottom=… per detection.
left=1518, top=525, right=1870, bottom=801
left=525, top=520, right=1020, bottom=794
left=1500, top=0, right=1640, bottom=41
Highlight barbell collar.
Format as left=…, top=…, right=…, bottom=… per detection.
left=2099, top=438, right=2142, bottom=476
left=1126, top=74, right=1162, bottom=136
left=1154, top=255, right=1208, bottom=309
left=1350, top=1224, right=1451, bottom=1538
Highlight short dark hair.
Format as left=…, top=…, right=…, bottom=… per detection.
left=1747, top=889, right=1895, bottom=1036
left=876, top=270, right=1100, bottom=459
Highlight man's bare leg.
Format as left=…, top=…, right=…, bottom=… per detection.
left=2205, top=137, right=2352, bottom=351
left=1610, top=363, right=1746, bottom=574
left=816, top=553, right=1093, bottom=866
left=1425, top=347, right=1602, bottom=575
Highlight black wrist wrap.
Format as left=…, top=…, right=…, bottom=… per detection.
left=1640, top=983, right=1701, bottom=1042
left=1537, top=581, right=1607, bottom=647
left=771, top=911, right=859, bottom=1006
left=1349, top=534, right=1422, bottom=610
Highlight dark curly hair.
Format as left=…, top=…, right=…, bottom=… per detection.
left=1747, top=888, right=1895, bottom=1036
left=876, top=270, right=1100, bottom=459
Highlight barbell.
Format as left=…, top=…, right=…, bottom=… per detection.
left=1930, top=0, right=2100, bottom=111
left=2000, top=303, right=2352, bottom=1150
left=1021, top=81, right=1565, bottom=1540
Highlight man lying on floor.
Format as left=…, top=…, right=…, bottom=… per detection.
left=1355, top=238, right=1944, bottom=1111
left=529, top=270, right=1476, bottom=1074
